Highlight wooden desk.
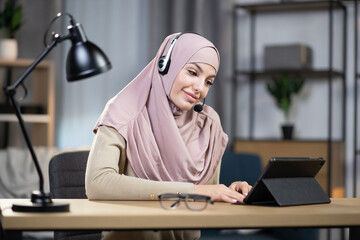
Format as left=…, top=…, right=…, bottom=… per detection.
left=1, top=198, right=360, bottom=231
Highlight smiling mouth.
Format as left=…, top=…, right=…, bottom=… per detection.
left=183, top=91, right=198, bottom=103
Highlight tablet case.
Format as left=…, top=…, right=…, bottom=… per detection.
left=244, top=157, right=331, bottom=206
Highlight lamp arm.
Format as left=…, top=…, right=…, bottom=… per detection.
left=6, top=37, right=60, bottom=93
left=4, top=35, right=62, bottom=195
left=7, top=93, right=46, bottom=193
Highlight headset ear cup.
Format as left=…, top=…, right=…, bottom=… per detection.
left=158, top=57, right=165, bottom=70
left=162, top=59, right=170, bottom=75
left=158, top=57, right=171, bottom=75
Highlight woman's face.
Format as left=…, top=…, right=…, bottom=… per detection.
left=170, top=62, right=216, bottom=111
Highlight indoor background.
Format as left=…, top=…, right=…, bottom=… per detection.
left=0, top=0, right=358, bottom=239
left=0, top=0, right=358, bottom=223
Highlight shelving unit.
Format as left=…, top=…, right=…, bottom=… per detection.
left=0, top=59, right=55, bottom=147
left=231, top=1, right=347, bottom=196
left=355, top=0, right=359, bottom=198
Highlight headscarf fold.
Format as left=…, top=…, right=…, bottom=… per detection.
left=95, top=33, right=228, bottom=184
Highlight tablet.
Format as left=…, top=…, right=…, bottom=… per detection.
left=243, top=157, right=329, bottom=206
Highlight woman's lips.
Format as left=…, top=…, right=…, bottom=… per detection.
left=183, top=91, right=198, bottom=103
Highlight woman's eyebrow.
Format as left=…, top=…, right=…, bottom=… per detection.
left=193, top=63, right=203, bottom=73
left=192, top=63, right=216, bottom=78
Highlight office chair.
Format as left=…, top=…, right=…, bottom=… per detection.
left=49, top=150, right=102, bottom=240
left=219, top=151, right=262, bottom=187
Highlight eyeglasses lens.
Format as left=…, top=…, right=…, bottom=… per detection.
left=185, top=196, right=208, bottom=211
left=160, top=196, right=180, bottom=210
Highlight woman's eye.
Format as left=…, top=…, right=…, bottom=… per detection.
left=206, top=80, right=213, bottom=86
left=188, top=70, right=197, bottom=76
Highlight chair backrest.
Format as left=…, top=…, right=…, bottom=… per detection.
left=220, top=151, right=262, bottom=186
left=49, top=150, right=90, bottom=199
left=49, top=150, right=101, bottom=240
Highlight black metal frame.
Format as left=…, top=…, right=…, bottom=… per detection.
left=231, top=0, right=347, bottom=196
left=354, top=0, right=359, bottom=198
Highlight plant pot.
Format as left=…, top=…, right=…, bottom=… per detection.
left=281, top=124, right=294, bottom=140
left=0, top=38, right=18, bottom=59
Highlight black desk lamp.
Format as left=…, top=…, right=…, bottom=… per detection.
left=4, top=12, right=112, bottom=212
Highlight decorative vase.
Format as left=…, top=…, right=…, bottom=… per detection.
left=0, top=38, right=18, bottom=59
left=281, top=124, right=294, bottom=140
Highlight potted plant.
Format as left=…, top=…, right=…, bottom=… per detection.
left=266, top=73, right=305, bottom=140
left=0, top=0, right=22, bottom=59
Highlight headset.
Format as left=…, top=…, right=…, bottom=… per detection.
left=158, top=33, right=183, bottom=75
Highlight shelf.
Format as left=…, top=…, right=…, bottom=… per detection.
left=236, top=0, right=345, bottom=13
left=0, top=59, right=55, bottom=146
left=0, top=58, right=52, bottom=69
left=0, top=114, right=51, bottom=123
left=236, top=69, right=345, bottom=79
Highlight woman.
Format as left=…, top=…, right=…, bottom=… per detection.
left=85, top=32, right=251, bottom=240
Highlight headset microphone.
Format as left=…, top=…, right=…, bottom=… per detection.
left=194, top=98, right=205, bottom=113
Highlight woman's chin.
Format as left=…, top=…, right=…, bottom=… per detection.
left=178, top=104, right=194, bottom=112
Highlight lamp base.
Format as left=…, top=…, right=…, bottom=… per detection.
left=12, top=190, right=70, bottom=212
left=12, top=201, right=70, bottom=212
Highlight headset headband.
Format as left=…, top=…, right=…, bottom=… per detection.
left=158, top=33, right=183, bottom=75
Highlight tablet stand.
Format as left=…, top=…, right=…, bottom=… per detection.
left=261, top=177, right=331, bottom=206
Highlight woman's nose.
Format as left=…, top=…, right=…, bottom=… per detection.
left=193, top=79, right=204, bottom=92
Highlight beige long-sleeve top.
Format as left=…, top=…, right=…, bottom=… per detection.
left=85, top=125, right=221, bottom=240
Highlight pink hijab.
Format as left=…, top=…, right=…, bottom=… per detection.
left=95, top=33, right=228, bottom=184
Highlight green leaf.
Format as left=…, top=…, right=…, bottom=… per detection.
left=0, top=1, right=22, bottom=38
left=266, top=73, right=305, bottom=121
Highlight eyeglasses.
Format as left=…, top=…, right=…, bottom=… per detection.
left=158, top=193, right=214, bottom=211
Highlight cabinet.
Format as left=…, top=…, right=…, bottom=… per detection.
left=0, top=59, right=55, bottom=147
left=231, top=1, right=346, bottom=196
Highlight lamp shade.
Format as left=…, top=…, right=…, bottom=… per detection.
left=66, top=41, right=112, bottom=81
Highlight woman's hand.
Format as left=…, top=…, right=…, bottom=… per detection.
left=194, top=183, right=250, bottom=204
left=229, top=181, right=252, bottom=197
